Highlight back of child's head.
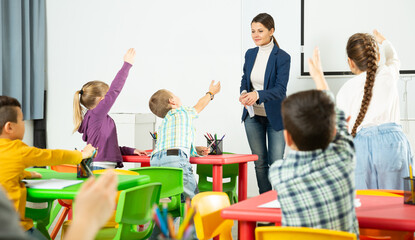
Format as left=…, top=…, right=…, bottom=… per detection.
left=346, top=33, right=379, bottom=137
left=73, top=81, right=109, bottom=133
left=282, top=90, right=335, bottom=151
left=0, top=96, right=21, bottom=134
left=149, top=89, right=173, bottom=118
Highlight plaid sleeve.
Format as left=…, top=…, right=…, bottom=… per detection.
left=183, top=106, right=198, bottom=119
left=332, top=104, right=355, bottom=165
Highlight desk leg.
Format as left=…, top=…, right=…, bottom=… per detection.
left=212, top=165, right=223, bottom=192
left=238, top=162, right=248, bottom=201
left=239, top=221, right=256, bottom=240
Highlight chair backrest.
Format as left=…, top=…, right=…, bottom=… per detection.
left=114, top=182, right=162, bottom=240
left=92, top=169, right=140, bottom=176
left=191, top=192, right=233, bottom=240
left=364, top=189, right=404, bottom=196
left=196, top=163, right=239, bottom=178
left=356, top=190, right=402, bottom=197
left=128, top=167, right=183, bottom=198
left=255, top=227, right=357, bottom=240
left=25, top=168, right=57, bottom=237
left=197, top=164, right=238, bottom=203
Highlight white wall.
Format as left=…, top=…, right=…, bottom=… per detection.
left=46, top=0, right=244, bottom=150
left=45, top=0, right=415, bottom=198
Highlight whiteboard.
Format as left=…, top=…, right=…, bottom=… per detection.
left=302, top=0, right=415, bottom=75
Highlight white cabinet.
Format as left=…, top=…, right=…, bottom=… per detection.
left=110, top=113, right=156, bottom=151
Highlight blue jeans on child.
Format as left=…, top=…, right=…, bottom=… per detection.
left=244, top=115, right=285, bottom=194
left=150, top=149, right=199, bottom=198
left=354, top=123, right=413, bottom=190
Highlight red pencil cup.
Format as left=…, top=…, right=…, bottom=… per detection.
left=404, top=177, right=415, bottom=205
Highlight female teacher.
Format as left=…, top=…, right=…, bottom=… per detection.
left=239, top=13, right=291, bottom=194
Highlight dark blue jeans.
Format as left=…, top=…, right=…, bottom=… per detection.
left=244, top=116, right=285, bottom=194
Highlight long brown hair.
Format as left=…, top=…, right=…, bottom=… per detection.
left=252, top=13, right=280, bottom=48
left=346, top=33, right=379, bottom=137
left=73, top=81, right=109, bottom=133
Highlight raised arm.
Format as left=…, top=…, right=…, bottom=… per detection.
left=92, top=49, right=136, bottom=117
left=193, top=80, right=221, bottom=113
left=308, top=47, right=354, bottom=156
left=373, top=30, right=400, bottom=77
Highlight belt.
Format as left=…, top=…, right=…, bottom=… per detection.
left=166, top=149, right=180, bottom=156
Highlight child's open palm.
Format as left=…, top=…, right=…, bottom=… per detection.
left=124, top=48, right=136, bottom=65
left=308, top=47, right=328, bottom=91
left=209, top=80, right=221, bottom=95
left=373, top=30, right=386, bottom=44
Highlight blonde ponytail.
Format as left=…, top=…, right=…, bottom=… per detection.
left=72, top=81, right=109, bottom=133
left=73, top=90, right=84, bottom=133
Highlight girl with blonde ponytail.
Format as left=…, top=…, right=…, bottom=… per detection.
left=337, top=30, right=412, bottom=190
left=73, top=48, right=147, bottom=170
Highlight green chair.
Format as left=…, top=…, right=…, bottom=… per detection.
left=25, top=198, right=54, bottom=239
left=196, top=163, right=239, bottom=204
left=95, top=182, right=162, bottom=240
left=25, top=168, right=59, bottom=239
left=129, top=167, right=185, bottom=221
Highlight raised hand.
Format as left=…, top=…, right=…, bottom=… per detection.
left=208, top=80, right=221, bottom=96
left=123, top=48, right=136, bottom=65
left=373, top=29, right=386, bottom=44
left=308, top=47, right=328, bottom=90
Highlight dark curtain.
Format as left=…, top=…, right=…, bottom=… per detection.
left=0, top=0, right=46, bottom=120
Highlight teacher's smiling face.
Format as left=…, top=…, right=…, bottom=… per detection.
left=251, top=22, right=274, bottom=47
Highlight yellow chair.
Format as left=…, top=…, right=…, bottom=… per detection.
left=356, top=190, right=402, bottom=197
left=255, top=226, right=356, bottom=240
left=92, top=169, right=140, bottom=176
left=191, top=192, right=233, bottom=240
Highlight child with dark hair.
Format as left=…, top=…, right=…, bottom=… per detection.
left=269, top=48, right=359, bottom=236
left=337, top=30, right=411, bottom=190
left=0, top=95, right=95, bottom=239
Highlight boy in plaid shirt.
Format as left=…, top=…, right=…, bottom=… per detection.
left=149, top=80, right=220, bottom=198
left=269, top=48, right=359, bottom=236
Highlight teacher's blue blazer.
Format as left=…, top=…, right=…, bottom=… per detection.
left=240, top=45, right=291, bottom=131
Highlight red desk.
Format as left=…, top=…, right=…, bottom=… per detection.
left=123, top=154, right=257, bottom=201
left=221, top=190, right=415, bottom=240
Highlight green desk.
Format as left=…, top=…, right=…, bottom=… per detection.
left=24, top=169, right=150, bottom=239
left=25, top=169, right=150, bottom=201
